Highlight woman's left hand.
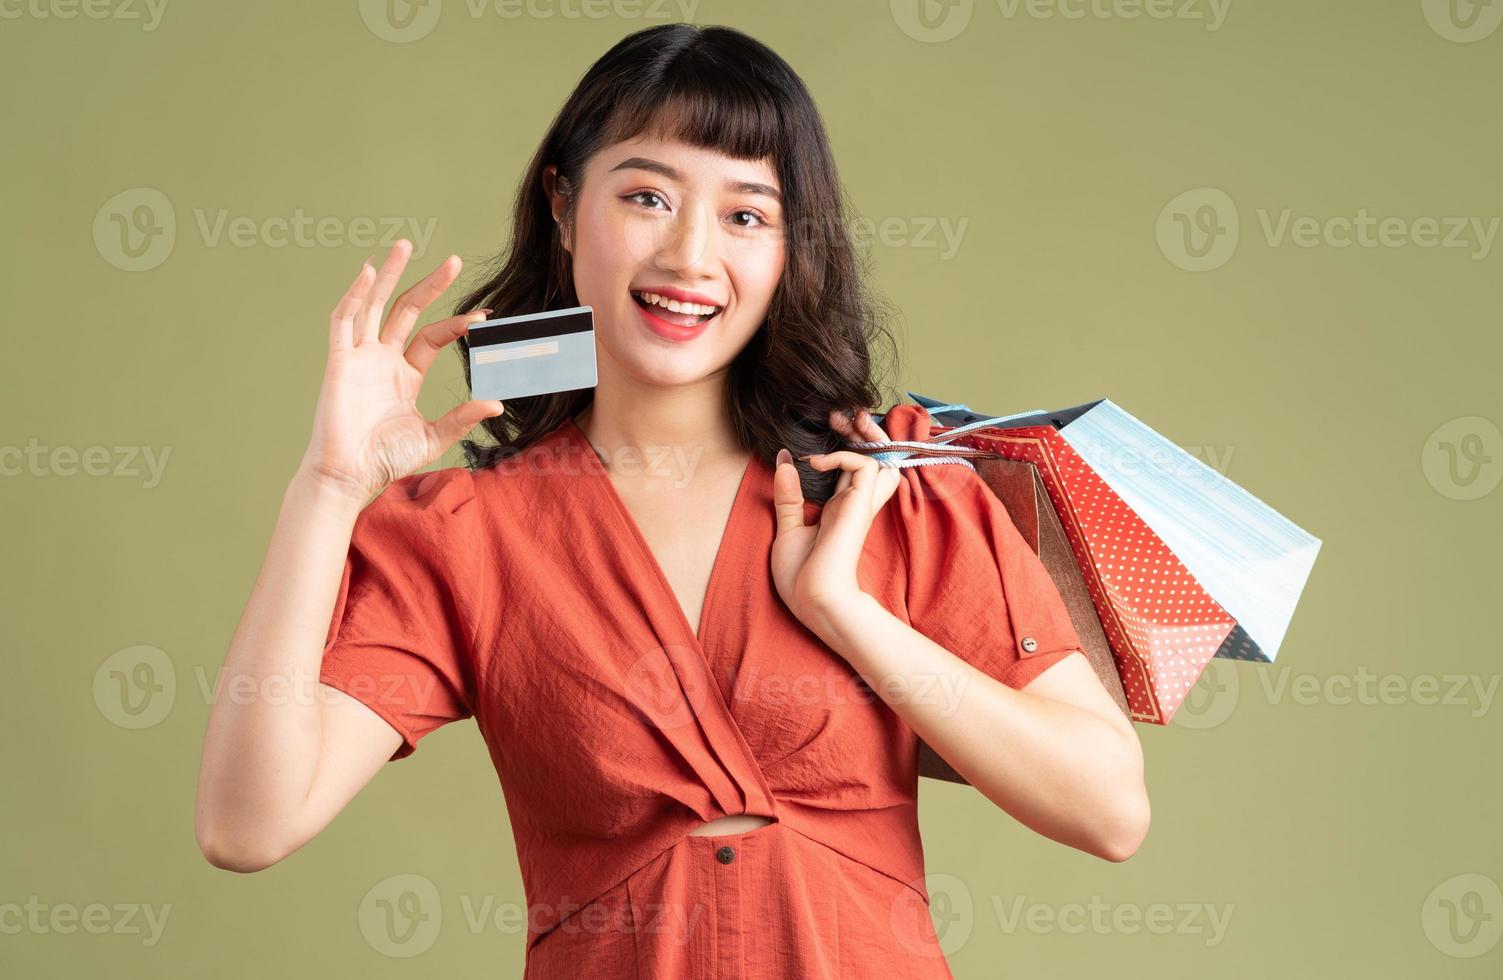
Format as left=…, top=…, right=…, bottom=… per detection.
left=771, top=407, right=903, bottom=627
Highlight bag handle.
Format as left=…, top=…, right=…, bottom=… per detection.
left=853, top=395, right=1044, bottom=470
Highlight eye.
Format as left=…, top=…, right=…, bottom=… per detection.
left=625, top=190, right=669, bottom=211
left=624, top=191, right=773, bottom=229
left=729, top=209, right=771, bottom=229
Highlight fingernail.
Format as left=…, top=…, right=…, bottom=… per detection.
left=776, top=448, right=792, bottom=467
left=360, top=253, right=374, bottom=271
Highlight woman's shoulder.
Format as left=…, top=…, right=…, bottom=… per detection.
left=372, top=414, right=583, bottom=520
left=373, top=465, right=478, bottom=516
left=878, top=403, right=997, bottom=522
left=848, top=405, right=1000, bottom=593
left=349, top=467, right=481, bottom=561
left=878, top=403, right=931, bottom=443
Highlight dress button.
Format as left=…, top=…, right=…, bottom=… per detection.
left=1020, top=636, right=1038, bottom=653
left=716, top=845, right=736, bottom=864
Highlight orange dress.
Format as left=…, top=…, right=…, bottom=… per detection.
left=319, top=404, right=1083, bottom=978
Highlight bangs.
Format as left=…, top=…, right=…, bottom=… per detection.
left=599, top=69, right=786, bottom=164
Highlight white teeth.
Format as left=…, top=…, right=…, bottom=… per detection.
left=633, top=290, right=721, bottom=317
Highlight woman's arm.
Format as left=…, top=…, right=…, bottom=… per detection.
left=194, top=241, right=504, bottom=872
left=802, top=593, right=1150, bottom=862
left=194, top=468, right=403, bottom=873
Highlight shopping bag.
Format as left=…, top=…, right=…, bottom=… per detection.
left=869, top=393, right=1321, bottom=725
left=915, top=454, right=1131, bottom=784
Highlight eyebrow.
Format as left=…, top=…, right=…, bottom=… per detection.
left=608, top=156, right=782, bottom=206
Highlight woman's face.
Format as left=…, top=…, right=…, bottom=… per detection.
left=549, top=134, right=786, bottom=387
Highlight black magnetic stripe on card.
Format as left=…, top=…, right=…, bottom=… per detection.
left=468, top=309, right=593, bottom=347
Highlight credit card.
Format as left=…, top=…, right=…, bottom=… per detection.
left=467, top=305, right=597, bottom=401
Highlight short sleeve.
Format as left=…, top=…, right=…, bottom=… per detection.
left=885, top=406, right=1083, bottom=691
left=319, top=467, right=483, bottom=761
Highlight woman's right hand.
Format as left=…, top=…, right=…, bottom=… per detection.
left=299, top=239, right=504, bottom=503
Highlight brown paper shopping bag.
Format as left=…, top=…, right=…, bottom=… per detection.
left=917, top=457, right=1130, bottom=785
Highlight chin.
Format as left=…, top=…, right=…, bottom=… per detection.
left=618, top=344, right=724, bottom=386
left=597, top=312, right=751, bottom=384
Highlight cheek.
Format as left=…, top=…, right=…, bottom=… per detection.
left=611, top=211, right=673, bottom=268
left=731, top=239, right=787, bottom=305
left=571, top=204, right=647, bottom=280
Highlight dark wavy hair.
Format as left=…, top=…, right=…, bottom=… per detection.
left=453, top=22, right=900, bottom=502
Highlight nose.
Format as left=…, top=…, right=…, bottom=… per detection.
left=652, top=199, right=719, bottom=279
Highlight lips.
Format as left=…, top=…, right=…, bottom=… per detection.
left=631, top=284, right=725, bottom=307
left=630, top=290, right=720, bottom=342
left=630, top=290, right=720, bottom=328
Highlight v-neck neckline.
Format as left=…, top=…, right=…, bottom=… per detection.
left=564, top=416, right=763, bottom=649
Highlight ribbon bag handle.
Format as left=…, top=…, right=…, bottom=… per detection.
left=853, top=393, right=1045, bottom=471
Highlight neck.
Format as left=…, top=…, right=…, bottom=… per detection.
left=575, top=382, right=749, bottom=485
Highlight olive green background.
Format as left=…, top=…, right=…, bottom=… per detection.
left=5, top=0, right=1500, bottom=976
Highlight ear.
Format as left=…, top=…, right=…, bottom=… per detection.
left=542, top=165, right=573, bottom=254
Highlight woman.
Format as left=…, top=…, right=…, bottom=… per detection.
left=195, top=23, right=1149, bottom=978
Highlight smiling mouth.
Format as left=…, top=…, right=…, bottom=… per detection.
left=630, top=289, right=723, bottom=328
